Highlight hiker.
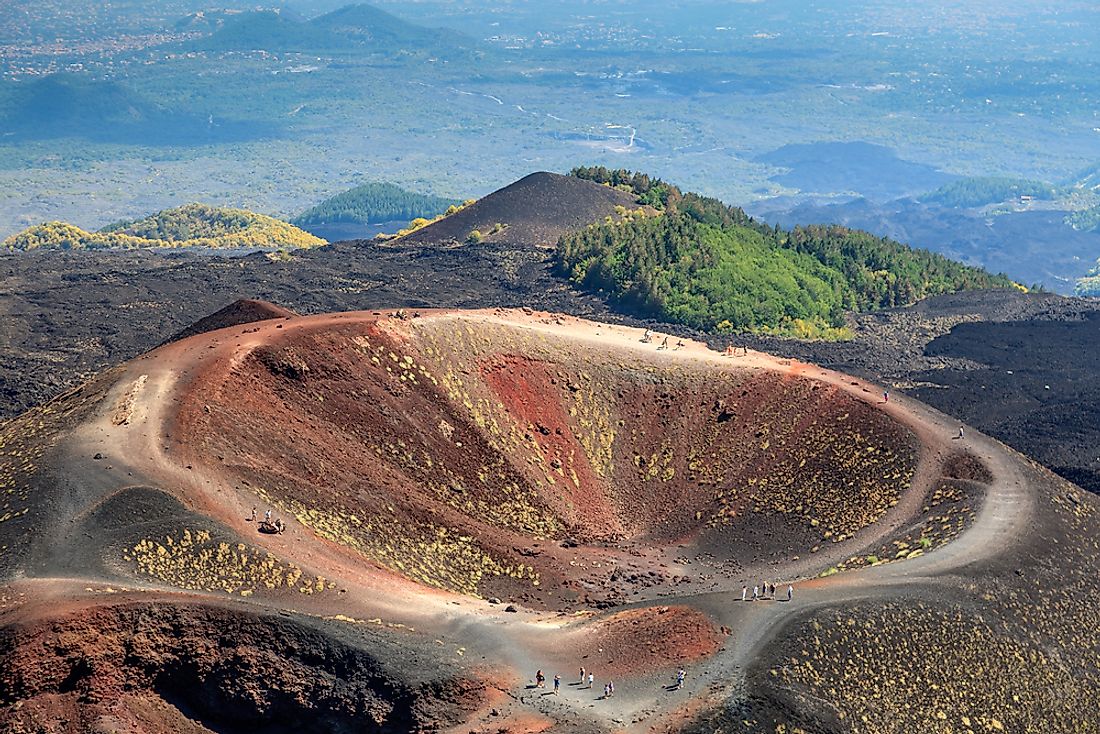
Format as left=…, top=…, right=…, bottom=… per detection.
left=264, top=509, right=272, bottom=522
left=274, top=518, right=285, bottom=533
left=248, top=507, right=256, bottom=521
left=769, top=583, right=776, bottom=597
left=603, top=683, right=611, bottom=698
left=579, top=666, right=586, bottom=684
left=762, top=580, right=768, bottom=598
left=957, top=426, right=965, bottom=439
left=787, top=584, right=793, bottom=601
left=741, top=586, right=747, bottom=602
left=675, top=339, right=685, bottom=350
left=752, top=585, right=759, bottom=601
left=588, top=672, right=594, bottom=689
left=884, top=390, right=890, bottom=403
left=676, top=669, right=686, bottom=689
left=536, top=670, right=545, bottom=688
left=608, top=681, right=615, bottom=697
left=660, top=336, right=669, bottom=350
left=725, top=344, right=734, bottom=357
left=554, top=675, right=561, bottom=694
left=643, top=329, right=653, bottom=343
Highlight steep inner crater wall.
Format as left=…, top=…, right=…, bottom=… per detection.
left=174, top=314, right=921, bottom=607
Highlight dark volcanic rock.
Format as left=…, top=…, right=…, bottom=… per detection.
left=395, top=171, right=639, bottom=247
left=164, top=298, right=296, bottom=344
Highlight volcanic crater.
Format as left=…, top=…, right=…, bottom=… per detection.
left=2, top=307, right=1097, bottom=732
left=171, top=310, right=927, bottom=607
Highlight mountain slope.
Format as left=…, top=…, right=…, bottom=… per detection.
left=394, top=171, right=641, bottom=247
left=293, top=182, right=459, bottom=226
left=4, top=204, right=325, bottom=251
left=559, top=169, right=1017, bottom=336
left=198, top=3, right=469, bottom=55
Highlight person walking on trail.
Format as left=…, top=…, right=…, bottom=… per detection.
left=660, top=336, right=669, bottom=350
left=752, top=585, right=759, bottom=601
left=769, top=582, right=776, bottom=597
left=958, top=426, right=965, bottom=439
left=588, top=672, right=594, bottom=689
left=579, top=666, right=586, bottom=684
left=725, top=344, right=734, bottom=357
left=741, top=586, right=747, bottom=602
left=249, top=507, right=256, bottom=521
left=554, top=675, right=561, bottom=694
left=608, top=681, right=615, bottom=697
left=536, top=670, right=545, bottom=688
left=676, top=668, right=686, bottom=689
left=787, top=584, right=793, bottom=602
left=883, top=390, right=890, bottom=403
left=643, top=329, right=653, bottom=343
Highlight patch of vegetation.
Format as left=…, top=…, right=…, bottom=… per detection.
left=125, top=529, right=332, bottom=596
left=263, top=494, right=540, bottom=598
left=759, top=600, right=1096, bottom=733
left=559, top=169, right=1016, bottom=336
left=709, top=402, right=917, bottom=540
left=920, top=176, right=1061, bottom=208
left=292, top=182, right=459, bottom=226
left=1066, top=204, right=1100, bottom=233
left=393, top=199, right=477, bottom=238
left=4, top=203, right=325, bottom=251
left=1075, top=273, right=1100, bottom=297
left=837, top=482, right=976, bottom=573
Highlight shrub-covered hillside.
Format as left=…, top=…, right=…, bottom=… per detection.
left=561, top=167, right=1018, bottom=337
left=920, top=176, right=1061, bottom=208
left=4, top=204, right=326, bottom=251
left=292, top=182, right=459, bottom=226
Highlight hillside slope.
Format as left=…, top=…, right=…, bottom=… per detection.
left=560, top=168, right=1016, bottom=336
left=3, top=204, right=325, bottom=251
left=292, top=182, right=459, bottom=226
left=198, top=3, right=469, bottom=55
left=394, top=171, right=641, bottom=247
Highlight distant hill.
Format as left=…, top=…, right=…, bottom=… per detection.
left=0, top=74, right=277, bottom=145
left=1066, top=204, right=1100, bottom=233
left=395, top=172, right=640, bottom=247
left=920, top=176, right=1061, bottom=209
left=1073, top=163, right=1100, bottom=193
left=164, top=299, right=297, bottom=345
left=559, top=168, right=1017, bottom=337
left=197, top=3, right=469, bottom=55
left=3, top=204, right=325, bottom=251
left=293, top=182, right=459, bottom=227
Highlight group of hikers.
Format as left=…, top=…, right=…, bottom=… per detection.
left=741, top=582, right=794, bottom=602
left=641, top=329, right=685, bottom=351
left=248, top=507, right=286, bottom=534
left=533, top=666, right=689, bottom=700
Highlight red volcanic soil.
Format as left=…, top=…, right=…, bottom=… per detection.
left=568, top=606, right=724, bottom=677
left=164, top=310, right=929, bottom=609
left=395, top=172, right=640, bottom=247
left=0, top=597, right=489, bottom=733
